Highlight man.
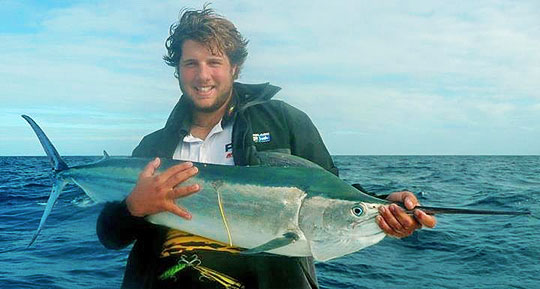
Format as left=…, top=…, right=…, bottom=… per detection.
left=97, top=7, right=436, bottom=289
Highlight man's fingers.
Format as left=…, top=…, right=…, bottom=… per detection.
left=379, top=205, right=405, bottom=232
left=168, top=184, right=201, bottom=199
left=157, top=162, right=194, bottom=185
left=391, top=204, right=418, bottom=229
left=376, top=215, right=393, bottom=235
left=379, top=191, right=435, bottom=237
left=403, top=193, right=419, bottom=210
left=378, top=204, right=422, bottom=238
left=157, top=161, right=194, bottom=182
left=376, top=215, right=405, bottom=238
left=163, top=166, right=199, bottom=189
left=165, top=202, right=192, bottom=220
left=140, top=157, right=160, bottom=178
left=414, top=210, right=437, bottom=228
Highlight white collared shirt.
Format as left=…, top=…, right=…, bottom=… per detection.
left=172, top=120, right=234, bottom=165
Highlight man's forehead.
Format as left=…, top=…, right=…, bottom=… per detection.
left=181, top=39, right=225, bottom=58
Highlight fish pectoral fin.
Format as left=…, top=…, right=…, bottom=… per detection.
left=241, top=232, right=300, bottom=255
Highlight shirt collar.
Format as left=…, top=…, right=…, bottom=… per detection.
left=183, top=119, right=226, bottom=142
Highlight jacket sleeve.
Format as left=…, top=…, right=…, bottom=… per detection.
left=281, top=102, right=339, bottom=176
left=96, top=200, right=150, bottom=249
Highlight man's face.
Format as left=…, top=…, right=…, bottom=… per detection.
left=179, top=39, right=237, bottom=113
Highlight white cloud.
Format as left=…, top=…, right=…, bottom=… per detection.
left=2, top=0, right=539, bottom=155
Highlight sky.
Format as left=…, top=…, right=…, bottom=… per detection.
left=1, top=0, right=539, bottom=156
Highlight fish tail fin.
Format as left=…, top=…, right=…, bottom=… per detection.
left=21, top=115, right=69, bottom=171
left=28, top=179, right=67, bottom=247
left=22, top=115, right=69, bottom=246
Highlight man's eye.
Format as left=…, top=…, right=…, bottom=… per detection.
left=182, top=61, right=196, bottom=67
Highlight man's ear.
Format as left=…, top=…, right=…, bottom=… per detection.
left=231, top=65, right=238, bottom=78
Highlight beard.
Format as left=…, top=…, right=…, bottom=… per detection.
left=193, top=90, right=231, bottom=113
left=179, top=81, right=234, bottom=114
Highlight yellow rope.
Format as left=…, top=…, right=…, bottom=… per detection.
left=217, top=190, right=233, bottom=247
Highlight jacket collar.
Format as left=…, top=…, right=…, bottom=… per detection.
left=163, top=82, right=281, bottom=136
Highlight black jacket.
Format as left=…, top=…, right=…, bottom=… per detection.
left=97, top=82, right=338, bottom=289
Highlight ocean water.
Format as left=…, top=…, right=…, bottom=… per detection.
left=0, top=155, right=538, bottom=288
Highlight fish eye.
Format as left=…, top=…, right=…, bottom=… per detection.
left=351, top=205, right=364, bottom=217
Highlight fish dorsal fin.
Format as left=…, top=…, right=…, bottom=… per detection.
left=97, top=150, right=111, bottom=162
left=256, top=151, right=323, bottom=169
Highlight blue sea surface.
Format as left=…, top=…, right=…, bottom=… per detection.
left=0, top=156, right=539, bottom=288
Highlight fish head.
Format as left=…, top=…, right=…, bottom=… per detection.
left=299, top=196, right=386, bottom=261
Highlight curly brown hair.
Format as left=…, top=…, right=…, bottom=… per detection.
left=164, top=6, right=248, bottom=79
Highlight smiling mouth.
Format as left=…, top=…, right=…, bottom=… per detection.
left=195, top=86, right=215, bottom=94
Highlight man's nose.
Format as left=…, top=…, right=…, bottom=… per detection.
left=196, top=64, right=211, bottom=81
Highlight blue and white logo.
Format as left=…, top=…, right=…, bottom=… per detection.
left=253, top=132, right=271, bottom=143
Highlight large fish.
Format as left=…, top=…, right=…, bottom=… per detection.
left=23, top=115, right=389, bottom=261
left=23, top=115, right=529, bottom=261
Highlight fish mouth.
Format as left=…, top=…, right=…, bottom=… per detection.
left=351, top=214, right=380, bottom=231
left=349, top=215, right=386, bottom=241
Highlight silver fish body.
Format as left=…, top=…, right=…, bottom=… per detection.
left=61, top=157, right=388, bottom=261
left=23, top=115, right=389, bottom=261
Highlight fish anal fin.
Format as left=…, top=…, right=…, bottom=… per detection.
left=242, top=232, right=300, bottom=255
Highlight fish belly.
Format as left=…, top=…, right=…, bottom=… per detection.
left=148, top=179, right=311, bottom=257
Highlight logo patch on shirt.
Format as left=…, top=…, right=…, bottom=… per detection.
left=225, top=143, right=233, bottom=158
left=252, top=132, right=271, bottom=143
left=225, top=143, right=233, bottom=152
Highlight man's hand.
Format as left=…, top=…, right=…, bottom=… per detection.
left=376, top=191, right=436, bottom=238
left=126, top=158, right=200, bottom=219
